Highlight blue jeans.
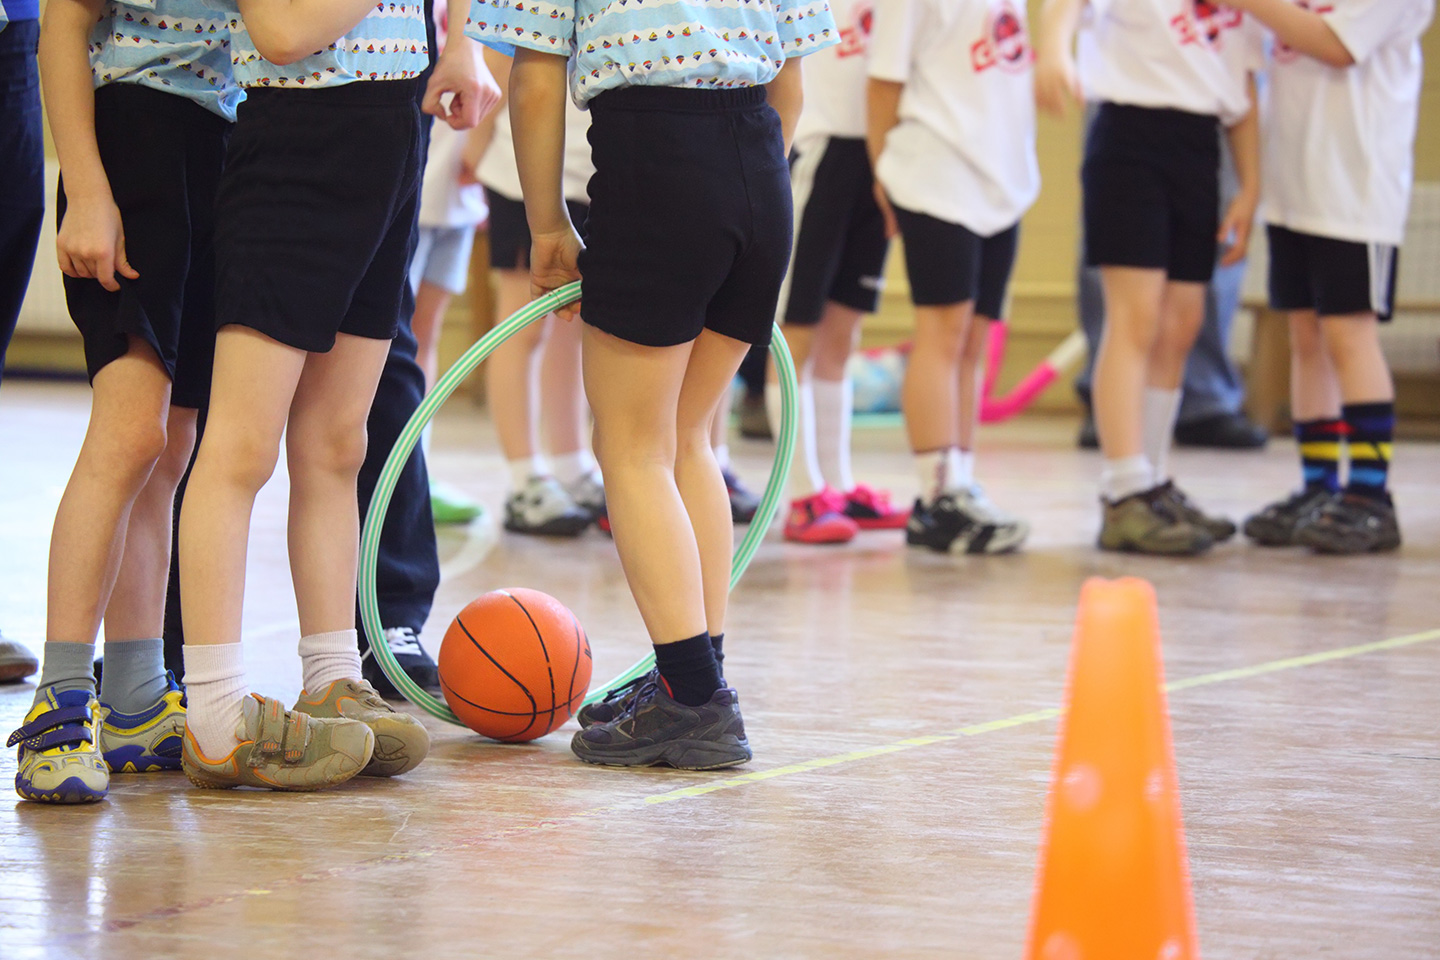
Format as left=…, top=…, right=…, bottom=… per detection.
left=0, top=18, right=44, bottom=387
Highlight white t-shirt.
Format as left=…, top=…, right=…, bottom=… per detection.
left=1262, top=0, right=1433, bottom=246
left=1078, top=0, right=1263, bottom=126
left=794, top=0, right=874, bottom=144
left=868, top=0, right=1040, bottom=235
left=478, top=98, right=595, bottom=203
left=419, top=123, right=490, bottom=229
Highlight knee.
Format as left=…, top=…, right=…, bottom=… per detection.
left=149, top=426, right=195, bottom=490
left=958, top=324, right=989, bottom=368
left=88, top=412, right=169, bottom=484
left=288, top=421, right=369, bottom=481
left=592, top=419, right=675, bottom=471
left=1289, top=315, right=1324, bottom=359
left=196, top=426, right=282, bottom=493
left=914, top=313, right=970, bottom=361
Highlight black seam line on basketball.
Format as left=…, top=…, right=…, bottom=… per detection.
left=439, top=678, right=534, bottom=739
left=505, top=592, right=558, bottom=740
left=70, top=628, right=1440, bottom=941
left=456, top=617, right=540, bottom=739
left=565, top=616, right=583, bottom=710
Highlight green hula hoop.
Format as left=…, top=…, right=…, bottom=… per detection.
left=358, top=281, right=800, bottom=724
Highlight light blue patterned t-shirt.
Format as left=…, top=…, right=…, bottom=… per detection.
left=465, top=0, right=838, bottom=104
left=215, top=0, right=429, bottom=89
left=89, top=0, right=242, bottom=120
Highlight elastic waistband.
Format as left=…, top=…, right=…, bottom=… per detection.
left=589, top=84, right=767, bottom=114
left=1096, top=101, right=1219, bottom=131
left=242, top=76, right=421, bottom=106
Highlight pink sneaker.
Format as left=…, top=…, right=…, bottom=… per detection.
left=784, top=489, right=859, bottom=544
left=843, top=484, right=910, bottom=530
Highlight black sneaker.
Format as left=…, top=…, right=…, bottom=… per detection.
left=1294, top=492, right=1401, bottom=554
left=724, top=468, right=761, bottom=524
left=1243, top=488, right=1333, bottom=546
left=571, top=680, right=752, bottom=770
left=359, top=627, right=439, bottom=698
left=1157, top=480, right=1237, bottom=543
left=905, top=497, right=939, bottom=547
left=575, top=667, right=658, bottom=728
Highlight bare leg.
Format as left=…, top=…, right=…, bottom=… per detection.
left=409, top=280, right=453, bottom=392
left=1320, top=313, right=1393, bottom=404
left=485, top=268, right=547, bottom=465
left=1093, top=267, right=1167, bottom=460
left=539, top=312, right=588, bottom=460
left=809, top=303, right=862, bottom=382
left=902, top=302, right=974, bottom=453
left=1148, top=281, right=1207, bottom=391
left=1288, top=310, right=1341, bottom=421
left=583, top=325, right=705, bottom=643
left=955, top=317, right=991, bottom=454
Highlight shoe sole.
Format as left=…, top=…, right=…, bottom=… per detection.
left=1242, top=521, right=1300, bottom=547
left=849, top=514, right=911, bottom=531
left=0, top=662, right=39, bottom=682
left=572, top=737, right=753, bottom=771
left=360, top=716, right=429, bottom=777
left=784, top=528, right=856, bottom=545
left=504, top=515, right=591, bottom=537
left=1097, top=535, right=1213, bottom=556
left=16, top=774, right=108, bottom=803
left=103, top=743, right=183, bottom=773
left=182, top=763, right=365, bottom=791
left=1294, top=529, right=1402, bottom=555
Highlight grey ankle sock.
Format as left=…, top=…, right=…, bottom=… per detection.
left=34, top=641, right=97, bottom=705
left=99, top=638, right=171, bottom=714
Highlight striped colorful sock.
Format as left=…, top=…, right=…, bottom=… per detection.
left=1295, top=418, right=1344, bottom=493
left=1342, top=402, right=1394, bottom=502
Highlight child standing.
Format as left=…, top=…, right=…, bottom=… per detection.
left=8, top=0, right=238, bottom=804
left=1235, top=0, right=1431, bottom=553
left=467, top=0, right=836, bottom=768
left=868, top=0, right=1039, bottom=555
left=771, top=0, right=909, bottom=546
left=1037, top=0, right=1263, bottom=555
left=175, top=0, right=482, bottom=790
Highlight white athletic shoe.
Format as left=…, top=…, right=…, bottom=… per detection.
left=913, top=485, right=1029, bottom=555
left=504, top=476, right=592, bottom=537
left=565, top=470, right=606, bottom=521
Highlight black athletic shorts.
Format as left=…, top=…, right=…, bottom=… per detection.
left=891, top=206, right=1018, bottom=317
left=214, top=79, right=423, bottom=352
left=486, top=189, right=589, bottom=270
left=1267, top=224, right=1398, bottom=322
left=58, top=84, right=228, bottom=409
left=1082, top=102, right=1220, bottom=284
left=580, top=85, right=791, bottom=348
left=781, top=136, right=889, bottom=325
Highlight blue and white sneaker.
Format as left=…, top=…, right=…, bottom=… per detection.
left=8, top=688, right=110, bottom=803
left=100, top=672, right=186, bottom=773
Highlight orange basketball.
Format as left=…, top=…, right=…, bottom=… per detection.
left=438, top=588, right=592, bottom=742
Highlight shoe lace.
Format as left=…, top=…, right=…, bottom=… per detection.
left=383, top=627, right=423, bottom=658
left=618, top=677, right=662, bottom=721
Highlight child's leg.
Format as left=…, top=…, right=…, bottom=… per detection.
left=954, top=316, right=991, bottom=468
left=410, top=280, right=452, bottom=392
left=903, top=302, right=973, bottom=500
left=1290, top=310, right=1344, bottom=492
left=1321, top=313, right=1394, bottom=500
left=486, top=268, right=549, bottom=480
left=766, top=325, right=824, bottom=499
left=538, top=313, right=590, bottom=469
left=811, top=303, right=864, bottom=494
left=1143, top=280, right=1207, bottom=483
left=1093, top=266, right=1166, bottom=496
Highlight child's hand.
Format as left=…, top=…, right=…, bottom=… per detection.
left=56, top=194, right=139, bottom=293
left=872, top=181, right=899, bottom=240
left=1034, top=48, right=1081, bottom=118
left=424, top=39, right=490, bottom=131
left=529, top=227, right=583, bottom=320
left=1217, top=193, right=1258, bottom=266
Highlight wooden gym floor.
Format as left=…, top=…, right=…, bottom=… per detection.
left=1, top=379, right=1437, bottom=960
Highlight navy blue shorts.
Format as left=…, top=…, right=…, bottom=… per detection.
left=486, top=189, right=588, bottom=271
left=1267, top=224, right=1398, bottom=322
left=891, top=207, right=1018, bottom=318
left=579, top=86, right=791, bottom=348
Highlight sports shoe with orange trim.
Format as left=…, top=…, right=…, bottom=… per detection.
left=181, top=694, right=373, bottom=791
left=293, top=678, right=429, bottom=777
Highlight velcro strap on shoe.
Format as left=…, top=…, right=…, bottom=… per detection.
left=283, top=711, right=308, bottom=763
left=255, top=697, right=288, bottom=755
left=6, top=704, right=94, bottom=748
left=30, top=726, right=96, bottom=751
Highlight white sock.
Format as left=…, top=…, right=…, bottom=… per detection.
left=299, top=628, right=363, bottom=694
left=813, top=378, right=855, bottom=493
left=549, top=449, right=596, bottom=486
left=508, top=455, right=545, bottom=491
left=944, top=448, right=976, bottom=493
left=182, top=642, right=248, bottom=760
left=1101, top=455, right=1155, bottom=502
left=914, top=449, right=950, bottom=503
left=1142, top=387, right=1183, bottom=483
left=767, top=381, right=824, bottom=498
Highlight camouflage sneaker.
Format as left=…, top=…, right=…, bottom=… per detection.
left=181, top=694, right=374, bottom=791
left=8, top=688, right=109, bottom=803
left=575, top=667, right=659, bottom=729
left=1157, top=480, right=1237, bottom=542
left=1098, top=487, right=1214, bottom=556
left=1243, top=488, right=1334, bottom=546
left=1295, top=492, right=1402, bottom=554
left=99, top=671, right=186, bottom=772
left=293, top=678, right=429, bottom=777
left=571, top=680, right=752, bottom=770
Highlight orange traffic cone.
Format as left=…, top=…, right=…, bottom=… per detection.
left=1023, top=577, right=1199, bottom=960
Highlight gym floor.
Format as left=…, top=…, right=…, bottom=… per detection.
left=2, top=379, right=1437, bottom=960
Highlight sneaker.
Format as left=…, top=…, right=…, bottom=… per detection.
left=570, top=680, right=752, bottom=770
left=1294, top=492, right=1402, bottom=554
left=99, top=672, right=185, bottom=773
left=1157, top=480, right=1237, bottom=542
left=360, top=626, right=439, bottom=698
left=784, top=488, right=858, bottom=544
left=0, top=633, right=39, bottom=683
left=293, top=678, right=429, bottom=777
left=565, top=470, right=607, bottom=522
left=1098, top=486, right=1213, bottom=556
left=8, top=689, right=110, bottom=803
left=181, top=694, right=374, bottom=791
left=575, top=667, right=659, bottom=729
left=505, top=475, right=592, bottom=537
left=908, top=487, right=1028, bottom=555
left=1243, top=488, right=1334, bottom=546
left=431, top=481, right=485, bottom=525
left=842, top=484, right=910, bottom=530
left=724, top=468, right=761, bottom=524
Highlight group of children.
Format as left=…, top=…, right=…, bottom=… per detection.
left=6, top=0, right=1431, bottom=802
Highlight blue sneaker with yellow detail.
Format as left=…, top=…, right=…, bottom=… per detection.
left=99, top=672, right=186, bottom=773
left=8, top=688, right=110, bottom=803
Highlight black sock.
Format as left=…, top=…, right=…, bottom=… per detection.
left=653, top=633, right=722, bottom=707
left=1343, top=401, right=1394, bottom=502
left=710, top=633, right=724, bottom=668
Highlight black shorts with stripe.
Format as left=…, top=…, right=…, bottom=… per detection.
left=1267, top=224, right=1398, bottom=322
